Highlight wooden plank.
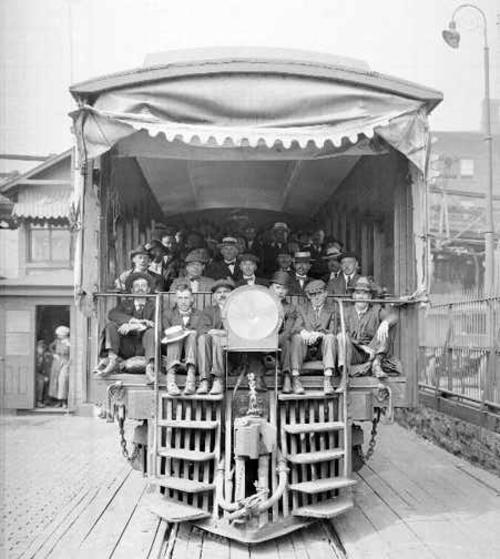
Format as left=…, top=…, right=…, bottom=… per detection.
left=70, top=470, right=147, bottom=558
left=38, top=465, right=131, bottom=558
left=229, top=539, right=250, bottom=559
left=147, top=520, right=170, bottom=559
left=110, top=490, right=164, bottom=559
left=200, top=531, right=231, bottom=559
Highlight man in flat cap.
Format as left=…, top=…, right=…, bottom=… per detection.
left=196, top=278, right=235, bottom=395
left=94, top=272, right=157, bottom=379
left=269, top=271, right=297, bottom=378
left=171, top=249, right=215, bottom=293
left=328, top=251, right=360, bottom=295
left=288, top=251, right=313, bottom=295
left=162, top=281, right=203, bottom=395
left=206, top=237, right=243, bottom=282
left=236, top=253, right=268, bottom=287
left=115, top=244, right=164, bottom=293
left=337, top=276, right=398, bottom=386
left=287, top=279, right=339, bottom=395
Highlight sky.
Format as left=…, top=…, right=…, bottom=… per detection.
left=0, top=0, right=498, bottom=170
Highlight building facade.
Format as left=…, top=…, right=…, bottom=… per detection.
left=0, top=150, right=77, bottom=410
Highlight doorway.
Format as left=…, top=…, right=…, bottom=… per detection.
left=35, top=305, right=70, bottom=408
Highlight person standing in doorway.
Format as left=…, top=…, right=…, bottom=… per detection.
left=48, top=326, right=70, bottom=408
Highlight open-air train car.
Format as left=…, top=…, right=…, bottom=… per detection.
left=69, top=48, right=442, bottom=543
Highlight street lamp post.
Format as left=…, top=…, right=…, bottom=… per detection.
left=442, top=3, right=495, bottom=294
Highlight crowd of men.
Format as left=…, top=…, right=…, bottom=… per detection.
left=95, top=219, right=398, bottom=395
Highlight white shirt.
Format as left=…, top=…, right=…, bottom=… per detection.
left=189, top=278, right=200, bottom=293
left=243, top=275, right=256, bottom=285
left=225, top=260, right=236, bottom=275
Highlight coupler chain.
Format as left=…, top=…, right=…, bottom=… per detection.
left=360, top=407, right=381, bottom=464
left=116, top=405, right=141, bottom=464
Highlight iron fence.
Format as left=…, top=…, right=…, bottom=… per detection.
left=418, top=295, right=500, bottom=410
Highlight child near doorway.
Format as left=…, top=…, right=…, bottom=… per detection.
left=35, top=340, right=52, bottom=407
left=48, top=326, right=70, bottom=408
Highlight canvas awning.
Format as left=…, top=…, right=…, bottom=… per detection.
left=12, top=188, right=72, bottom=221
left=70, top=48, right=442, bottom=173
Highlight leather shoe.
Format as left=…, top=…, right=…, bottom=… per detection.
left=145, top=362, right=156, bottom=385
left=183, top=367, right=196, bottom=396
left=166, top=369, right=181, bottom=396
left=196, top=379, right=209, bottom=395
left=281, top=372, right=292, bottom=394
left=292, top=376, right=305, bottom=395
left=372, top=358, right=388, bottom=379
left=323, top=375, right=334, bottom=395
left=97, top=356, right=119, bottom=377
left=209, top=377, right=224, bottom=395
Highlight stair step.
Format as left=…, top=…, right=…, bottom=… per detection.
left=284, top=421, right=344, bottom=434
left=158, top=419, right=218, bottom=429
left=161, top=393, right=223, bottom=401
left=279, top=391, right=340, bottom=401
left=293, top=496, right=354, bottom=519
left=145, top=492, right=211, bottom=522
left=149, top=476, right=215, bottom=493
left=288, top=449, right=344, bottom=464
left=289, top=476, right=356, bottom=494
left=158, top=448, right=215, bottom=461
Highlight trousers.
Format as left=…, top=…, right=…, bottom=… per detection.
left=164, top=332, right=197, bottom=370
left=103, top=322, right=155, bottom=361
left=197, top=334, right=225, bottom=379
left=290, top=333, right=337, bottom=372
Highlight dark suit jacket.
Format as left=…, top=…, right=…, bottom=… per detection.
left=328, top=273, right=360, bottom=295
left=260, top=242, right=288, bottom=277
left=280, top=299, right=298, bottom=340
left=162, top=305, right=203, bottom=330
left=108, top=299, right=156, bottom=325
left=170, top=276, right=215, bottom=293
left=292, top=301, right=339, bottom=334
left=288, top=275, right=312, bottom=296
left=205, top=260, right=243, bottom=282
left=197, top=304, right=225, bottom=334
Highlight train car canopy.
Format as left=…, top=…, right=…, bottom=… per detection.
left=70, top=48, right=442, bottom=174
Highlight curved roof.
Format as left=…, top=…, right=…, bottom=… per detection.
left=70, top=46, right=442, bottom=110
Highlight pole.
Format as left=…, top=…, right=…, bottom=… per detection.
left=483, top=42, right=495, bottom=295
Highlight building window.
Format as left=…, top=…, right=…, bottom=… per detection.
left=459, top=158, right=474, bottom=177
left=28, top=224, right=72, bottom=265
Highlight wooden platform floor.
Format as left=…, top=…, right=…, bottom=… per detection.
left=31, top=424, right=500, bottom=559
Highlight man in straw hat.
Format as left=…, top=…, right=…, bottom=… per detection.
left=196, top=278, right=235, bottom=395
left=94, top=272, right=157, bottom=378
left=170, top=248, right=215, bottom=293
left=161, top=282, right=203, bottom=395
left=288, top=251, right=313, bottom=295
left=337, top=276, right=399, bottom=385
left=206, top=237, right=243, bottom=282
left=287, top=279, right=339, bottom=395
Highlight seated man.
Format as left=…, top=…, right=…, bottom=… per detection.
left=288, top=251, right=313, bottom=295
left=205, top=237, right=242, bottom=282
left=236, top=253, right=268, bottom=286
left=162, top=282, right=203, bottom=396
left=170, top=249, right=215, bottom=293
left=287, top=279, right=339, bottom=395
left=268, top=271, right=297, bottom=380
left=275, top=251, right=294, bottom=275
left=94, top=272, right=156, bottom=379
left=328, top=251, right=360, bottom=295
left=322, top=246, right=343, bottom=294
left=115, top=244, right=164, bottom=293
left=197, top=278, right=235, bottom=395
left=337, top=276, right=398, bottom=384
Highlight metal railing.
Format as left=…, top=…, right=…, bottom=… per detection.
left=418, top=295, right=500, bottom=410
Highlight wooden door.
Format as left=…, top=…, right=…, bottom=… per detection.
left=0, top=306, right=35, bottom=409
